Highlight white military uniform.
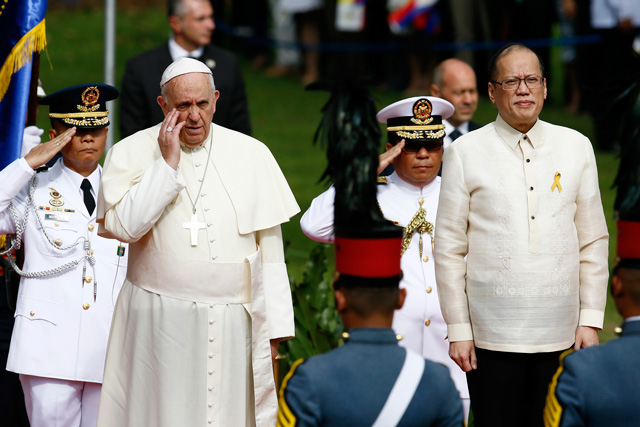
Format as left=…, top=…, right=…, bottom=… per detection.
left=0, top=157, right=127, bottom=427
left=300, top=172, right=469, bottom=407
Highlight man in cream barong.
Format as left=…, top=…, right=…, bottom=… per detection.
left=95, top=57, right=300, bottom=427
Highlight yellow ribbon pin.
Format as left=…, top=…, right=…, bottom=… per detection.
left=551, top=172, right=562, bottom=192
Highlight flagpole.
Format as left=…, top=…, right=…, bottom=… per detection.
left=104, top=0, right=116, bottom=151
left=26, top=52, right=40, bottom=127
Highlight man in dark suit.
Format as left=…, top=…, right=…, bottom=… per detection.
left=544, top=264, right=640, bottom=426
left=119, top=0, right=251, bottom=138
left=380, top=58, right=481, bottom=177
left=430, top=58, right=481, bottom=149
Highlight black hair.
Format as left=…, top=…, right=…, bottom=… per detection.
left=340, top=286, right=401, bottom=318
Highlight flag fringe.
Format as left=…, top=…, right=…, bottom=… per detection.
left=0, top=19, right=47, bottom=103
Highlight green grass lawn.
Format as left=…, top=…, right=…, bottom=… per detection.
left=35, top=7, right=623, bottom=341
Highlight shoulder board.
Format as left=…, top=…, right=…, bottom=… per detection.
left=377, top=176, right=388, bottom=184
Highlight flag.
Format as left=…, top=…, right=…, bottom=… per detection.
left=0, top=0, right=48, bottom=169
left=388, top=0, right=439, bottom=35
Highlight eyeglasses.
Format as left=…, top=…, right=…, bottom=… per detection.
left=401, top=141, right=443, bottom=153
left=490, top=76, right=544, bottom=91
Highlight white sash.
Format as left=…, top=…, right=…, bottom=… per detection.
left=372, top=349, right=425, bottom=427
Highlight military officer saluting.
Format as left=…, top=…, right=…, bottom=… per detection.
left=281, top=85, right=463, bottom=426
left=301, top=96, right=470, bottom=420
left=0, top=84, right=127, bottom=427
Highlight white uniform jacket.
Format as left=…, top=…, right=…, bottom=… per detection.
left=0, top=158, right=127, bottom=383
left=300, top=173, right=468, bottom=399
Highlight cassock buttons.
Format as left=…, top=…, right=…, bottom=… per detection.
left=208, top=386, right=213, bottom=391
left=208, top=370, right=213, bottom=375
left=209, top=320, right=214, bottom=325
left=83, top=302, right=90, bottom=310
left=426, top=286, right=432, bottom=294
left=425, top=319, right=431, bottom=326
left=208, top=420, right=212, bottom=424
left=209, top=353, right=213, bottom=358
left=88, top=224, right=94, bottom=232
left=209, top=337, right=215, bottom=342
left=208, top=403, right=213, bottom=408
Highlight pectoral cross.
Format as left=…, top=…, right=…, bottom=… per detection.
left=183, top=213, right=206, bottom=246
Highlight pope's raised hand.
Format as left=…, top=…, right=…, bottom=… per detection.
left=24, top=126, right=76, bottom=170
left=377, top=139, right=405, bottom=175
left=158, top=108, right=185, bottom=170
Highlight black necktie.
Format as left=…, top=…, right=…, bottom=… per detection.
left=80, top=179, right=95, bottom=215
left=449, top=129, right=462, bottom=141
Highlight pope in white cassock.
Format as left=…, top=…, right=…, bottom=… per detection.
left=95, top=58, right=300, bottom=427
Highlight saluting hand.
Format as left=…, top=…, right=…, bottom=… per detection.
left=24, top=126, right=76, bottom=170
left=158, top=108, right=185, bottom=170
left=377, top=139, right=405, bottom=175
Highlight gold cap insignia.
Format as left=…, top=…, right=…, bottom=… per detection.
left=411, top=98, right=433, bottom=125
left=77, top=86, right=100, bottom=113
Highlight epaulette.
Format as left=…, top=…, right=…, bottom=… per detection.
left=377, top=176, right=388, bottom=184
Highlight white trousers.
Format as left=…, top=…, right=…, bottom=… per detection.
left=20, top=375, right=101, bottom=427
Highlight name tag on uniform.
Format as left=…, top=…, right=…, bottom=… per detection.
left=44, top=213, right=70, bottom=222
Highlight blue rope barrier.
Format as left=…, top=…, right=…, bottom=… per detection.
left=215, top=19, right=603, bottom=53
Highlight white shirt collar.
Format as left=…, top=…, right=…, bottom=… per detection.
left=168, top=37, right=204, bottom=62
left=388, top=171, right=440, bottom=197
left=59, top=158, right=101, bottom=198
left=443, top=119, right=470, bottom=150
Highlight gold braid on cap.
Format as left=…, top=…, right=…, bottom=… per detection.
left=387, top=125, right=444, bottom=131
left=49, top=111, right=109, bottom=118
left=392, top=128, right=446, bottom=140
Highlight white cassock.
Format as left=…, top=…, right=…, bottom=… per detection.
left=96, top=123, right=300, bottom=427
left=300, top=173, right=469, bottom=410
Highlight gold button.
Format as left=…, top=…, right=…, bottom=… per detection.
left=55, top=222, right=60, bottom=227
left=54, top=238, right=62, bottom=246
left=83, top=302, right=90, bottom=310
left=88, top=224, right=95, bottom=232
left=84, top=275, right=92, bottom=283
left=30, top=311, right=35, bottom=316
left=425, top=319, right=431, bottom=326
left=395, top=334, right=403, bottom=341
left=418, top=197, right=424, bottom=205
left=423, top=255, right=429, bottom=262
left=426, top=286, right=432, bottom=294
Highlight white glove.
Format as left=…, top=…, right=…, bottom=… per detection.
left=22, top=126, right=44, bottom=157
